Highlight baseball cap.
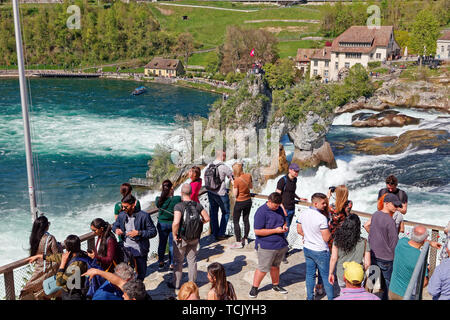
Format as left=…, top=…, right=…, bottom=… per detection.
left=383, top=193, right=403, bottom=208
left=343, top=261, right=364, bottom=284
left=289, top=163, right=300, bottom=172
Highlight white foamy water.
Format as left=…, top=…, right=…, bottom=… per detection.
left=0, top=112, right=175, bottom=157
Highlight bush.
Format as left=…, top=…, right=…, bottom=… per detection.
left=368, top=61, right=381, bottom=69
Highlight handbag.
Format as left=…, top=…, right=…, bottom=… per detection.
left=41, top=233, right=62, bottom=296
left=43, top=275, right=60, bottom=296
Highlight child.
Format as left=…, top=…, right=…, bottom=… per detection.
left=206, top=262, right=237, bottom=300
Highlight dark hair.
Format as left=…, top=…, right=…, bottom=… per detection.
left=90, top=218, right=115, bottom=258
left=311, top=192, right=327, bottom=203
left=120, top=183, right=132, bottom=197
left=207, top=262, right=237, bottom=300
left=123, top=279, right=148, bottom=300
left=29, top=216, right=50, bottom=256
left=333, top=214, right=361, bottom=254
left=122, top=193, right=136, bottom=205
left=268, top=192, right=282, bottom=204
left=385, top=175, right=398, bottom=186
left=157, top=180, right=173, bottom=208
left=64, top=235, right=82, bottom=253
left=191, top=166, right=201, bottom=181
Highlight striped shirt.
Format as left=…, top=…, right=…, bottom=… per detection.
left=334, top=288, right=381, bottom=300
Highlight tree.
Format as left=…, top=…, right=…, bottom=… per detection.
left=174, top=32, right=194, bottom=66
left=220, top=26, right=278, bottom=74
left=264, top=59, right=296, bottom=90
left=408, top=9, right=441, bottom=56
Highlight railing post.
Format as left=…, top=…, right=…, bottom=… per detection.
left=429, top=229, right=439, bottom=277
left=87, top=237, right=96, bottom=252
left=4, top=271, right=15, bottom=300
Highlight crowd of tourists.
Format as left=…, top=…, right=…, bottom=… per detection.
left=19, top=150, right=449, bottom=301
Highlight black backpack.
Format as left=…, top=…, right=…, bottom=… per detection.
left=204, top=163, right=223, bottom=191
left=178, top=201, right=203, bottom=241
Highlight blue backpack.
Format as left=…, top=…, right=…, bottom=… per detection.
left=70, top=255, right=106, bottom=299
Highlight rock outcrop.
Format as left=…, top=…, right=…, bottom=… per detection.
left=352, top=129, right=449, bottom=155
left=335, top=78, right=450, bottom=114
left=351, top=110, right=421, bottom=127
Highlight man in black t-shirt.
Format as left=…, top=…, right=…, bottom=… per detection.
left=378, top=175, right=408, bottom=233
left=276, top=163, right=307, bottom=262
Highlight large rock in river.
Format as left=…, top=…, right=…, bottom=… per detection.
left=352, top=110, right=421, bottom=127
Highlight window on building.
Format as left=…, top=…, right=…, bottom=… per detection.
left=345, top=62, right=350, bottom=68
left=313, top=69, right=318, bottom=76
left=442, top=46, right=445, bottom=53
left=345, top=53, right=362, bottom=59
left=376, top=53, right=382, bottom=59
left=325, top=61, right=329, bottom=67
left=314, top=61, right=318, bottom=67
left=324, top=70, right=329, bottom=77
left=335, top=62, right=339, bottom=69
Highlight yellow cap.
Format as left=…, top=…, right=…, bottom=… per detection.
left=343, top=261, right=364, bottom=284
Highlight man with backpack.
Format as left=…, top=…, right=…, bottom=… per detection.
left=112, top=194, right=157, bottom=281
left=170, top=183, right=210, bottom=290
left=204, top=150, right=234, bottom=241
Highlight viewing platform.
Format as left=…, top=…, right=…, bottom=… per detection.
left=0, top=193, right=445, bottom=300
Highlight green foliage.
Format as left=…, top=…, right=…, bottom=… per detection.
left=320, top=2, right=368, bottom=37
left=394, top=30, right=410, bottom=51
left=272, top=80, right=334, bottom=125
left=0, top=3, right=171, bottom=67
left=329, top=64, right=375, bottom=107
left=368, top=61, right=381, bottom=69
left=264, top=59, right=297, bottom=90
left=408, top=9, right=441, bottom=55
left=148, top=144, right=177, bottom=185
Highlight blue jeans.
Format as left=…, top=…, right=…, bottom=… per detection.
left=207, top=191, right=230, bottom=238
left=371, top=252, right=393, bottom=300
left=285, top=209, right=295, bottom=231
left=157, top=222, right=173, bottom=266
left=303, top=247, right=334, bottom=300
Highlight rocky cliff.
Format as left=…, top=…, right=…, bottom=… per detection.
left=336, top=78, right=450, bottom=114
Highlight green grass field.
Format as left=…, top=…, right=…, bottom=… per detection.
left=148, top=2, right=322, bottom=50
left=276, top=40, right=326, bottom=59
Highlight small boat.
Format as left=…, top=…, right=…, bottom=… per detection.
left=131, top=86, right=147, bottom=96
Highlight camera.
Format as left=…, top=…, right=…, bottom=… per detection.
left=329, top=186, right=336, bottom=193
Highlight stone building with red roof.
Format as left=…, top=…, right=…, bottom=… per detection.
left=309, top=26, right=400, bottom=82
left=437, top=30, right=450, bottom=60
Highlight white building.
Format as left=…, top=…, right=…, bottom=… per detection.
left=437, top=31, right=450, bottom=60
left=310, top=26, right=400, bottom=82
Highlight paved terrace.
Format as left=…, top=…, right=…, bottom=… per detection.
left=142, top=235, right=432, bottom=300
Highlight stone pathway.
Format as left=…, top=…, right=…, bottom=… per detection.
left=143, top=235, right=432, bottom=300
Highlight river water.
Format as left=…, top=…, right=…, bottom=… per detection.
left=0, top=78, right=448, bottom=266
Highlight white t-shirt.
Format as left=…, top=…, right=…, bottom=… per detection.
left=297, top=207, right=329, bottom=252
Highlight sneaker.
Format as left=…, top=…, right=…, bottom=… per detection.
left=315, top=285, right=324, bottom=296
left=282, top=256, right=289, bottom=264
left=215, top=235, right=227, bottom=241
left=272, top=285, right=288, bottom=294
left=230, top=242, right=243, bottom=249
left=158, top=262, right=165, bottom=271
left=249, top=286, right=259, bottom=298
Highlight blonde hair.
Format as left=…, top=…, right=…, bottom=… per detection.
left=232, top=162, right=244, bottom=178
left=178, top=281, right=200, bottom=300
left=335, top=185, right=349, bottom=214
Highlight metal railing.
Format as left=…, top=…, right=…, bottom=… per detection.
left=403, top=242, right=430, bottom=300
left=0, top=191, right=446, bottom=300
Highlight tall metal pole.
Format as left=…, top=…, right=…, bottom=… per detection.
left=12, top=0, right=38, bottom=222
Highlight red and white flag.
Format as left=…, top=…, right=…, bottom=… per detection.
left=250, top=48, right=255, bottom=57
